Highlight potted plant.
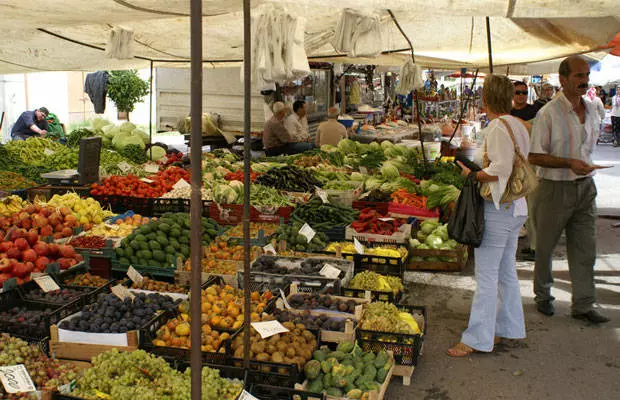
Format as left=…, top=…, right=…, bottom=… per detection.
left=106, top=70, right=149, bottom=121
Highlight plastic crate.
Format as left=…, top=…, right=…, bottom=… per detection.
left=53, top=263, right=117, bottom=304
left=321, top=224, right=347, bottom=242
left=250, top=384, right=325, bottom=400
left=356, top=305, right=426, bottom=366
left=91, top=194, right=125, bottom=213
left=112, top=259, right=176, bottom=281
left=244, top=255, right=354, bottom=294
left=10, top=188, right=29, bottom=200
left=0, top=290, right=75, bottom=339
left=388, top=202, right=440, bottom=220
left=210, top=202, right=294, bottom=225
left=151, top=197, right=191, bottom=216
left=352, top=200, right=390, bottom=215
left=353, top=241, right=408, bottom=277
left=18, top=278, right=94, bottom=308
left=345, top=223, right=412, bottom=244
left=324, top=181, right=363, bottom=207
left=119, top=196, right=154, bottom=216
left=341, top=287, right=403, bottom=303
left=72, top=239, right=117, bottom=260
left=4, top=334, right=51, bottom=356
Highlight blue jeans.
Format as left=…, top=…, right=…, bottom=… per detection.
left=461, top=201, right=527, bottom=352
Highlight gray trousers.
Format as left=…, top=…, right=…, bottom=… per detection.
left=525, top=187, right=539, bottom=250
left=533, top=178, right=597, bottom=313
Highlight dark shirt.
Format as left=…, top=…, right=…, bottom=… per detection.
left=510, top=104, right=538, bottom=121
left=11, top=111, right=48, bottom=138
left=533, top=98, right=551, bottom=112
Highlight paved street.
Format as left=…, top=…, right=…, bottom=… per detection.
left=389, top=145, right=620, bottom=400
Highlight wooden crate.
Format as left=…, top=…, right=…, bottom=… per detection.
left=407, top=244, right=468, bottom=272
left=175, top=269, right=237, bottom=288
left=40, top=359, right=92, bottom=400
left=392, top=364, right=415, bottom=386
left=50, top=325, right=139, bottom=362
left=319, top=319, right=356, bottom=344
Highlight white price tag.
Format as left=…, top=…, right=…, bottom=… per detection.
left=118, top=161, right=132, bottom=172
left=263, top=243, right=277, bottom=255
left=298, top=223, right=316, bottom=243
left=173, top=179, right=191, bottom=190
left=238, top=389, right=260, bottom=400
left=127, top=266, right=144, bottom=286
left=111, top=284, right=135, bottom=301
left=44, top=148, right=55, bottom=156
left=378, top=217, right=395, bottom=222
left=33, top=275, right=60, bottom=293
left=319, top=264, right=341, bottom=279
left=358, top=191, right=370, bottom=200
left=58, top=379, right=77, bottom=394
left=315, top=187, right=329, bottom=204
left=220, top=148, right=232, bottom=154
left=278, top=288, right=291, bottom=309
left=105, top=223, right=120, bottom=231
left=144, top=163, right=159, bottom=173
left=30, top=272, right=44, bottom=279
left=251, top=320, right=289, bottom=339
left=140, top=178, right=154, bottom=183
left=354, top=237, right=365, bottom=254
left=359, top=166, right=368, bottom=174
left=0, top=364, right=36, bottom=394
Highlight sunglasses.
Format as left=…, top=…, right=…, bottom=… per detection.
left=515, top=91, right=528, bottom=95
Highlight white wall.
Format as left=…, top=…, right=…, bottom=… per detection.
left=0, top=74, right=27, bottom=143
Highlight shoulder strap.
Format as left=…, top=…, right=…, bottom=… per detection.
left=498, top=116, right=529, bottom=163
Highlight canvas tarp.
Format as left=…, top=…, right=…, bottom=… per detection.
left=0, top=0, right=618, bottom=73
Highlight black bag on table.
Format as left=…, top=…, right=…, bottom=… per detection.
left=448, top=172, right=485, bottom=247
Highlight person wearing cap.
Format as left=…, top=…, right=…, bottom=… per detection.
left=533, top=83, right=555, bottom=111
left=11, top=107, right=50, bottom=141
left=262, top=101, right=292, bottom=156
left=316, top=107, right=348, bottom=147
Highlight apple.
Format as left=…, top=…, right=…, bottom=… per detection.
left=22, top=249, right=37, bottom=263
left=14, top=238, right=29, bottom=251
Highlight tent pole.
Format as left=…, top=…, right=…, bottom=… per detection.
left=448, top=69, right=479, bottom=145
left=148, top=60, right=154, bottom=160
left=386, top=9, right=426, bottom=163
left=486, top=17, right=494, bottom=73
left=242, top=0, right=252, bottom=371
left=189, top=0, right=203, bottom=398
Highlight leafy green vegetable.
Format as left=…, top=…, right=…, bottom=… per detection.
left=120, top=144, right=147, bottom=164
left=66, top=128, right=96, bottom=148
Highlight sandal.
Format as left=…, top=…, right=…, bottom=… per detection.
left=494, top=336, right=502, bottom=345
left=447, top=342, right=475, bottom=357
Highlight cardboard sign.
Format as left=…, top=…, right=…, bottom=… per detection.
left=263, top=243, right=277, bottom=255
left=0, top=364, right=36, bottom=394
left=33, top=275, right=60, bottom=293
left=319, top=264, right=341, bottom=279
left=140, top=178, right=154, bottom=183
left=111, top=284, right=135, bottom=301
left=237, top=390, right=260, bottom=400
left=173, top=179, right=191, bottom=190
left=250, top=320, right=289, bottom=339
left=144, top=163, right=159, bottom=173
left=278, top=288, right=291, bottom=309
left=298, top=223, right=316, bottom=243
left=315, top=187, right=329, bottom=203
left=127, top=266, right=144, bottom=286
left=354, top=237, right=365, bottom=254
left=118, top=161, right=132, bottom=172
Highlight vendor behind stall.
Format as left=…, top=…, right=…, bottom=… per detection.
left=11, top=107, right=49, bottom=141
left=316, top=107, right=348, bottom=147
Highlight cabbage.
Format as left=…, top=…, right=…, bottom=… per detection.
left=384, top=146, right=405, bottom=159
left=350, top=172, right=365, bottom=182
left=425, top=234, right=444, bottom=249
left=338, top=139, right=358, bottom=155
left=369, top=142, right=381, bottom=150
left=120, top=135, right=146, bottom=150
left=320, top=144, right=336, bottom=152
left=381, top=141, right=393, bottom=150
left=131, top=129, right=149, bottom=145
left=409, top=238, right=421, bottom=248
left=356, top=143, right=372, bottom=154
left=228, top=180, right=244, bottom=199
left=380, top=163, right=400, bottom=179
left=213, top=184, right=238, bottom=204
left=364, top=177, right=383, bottom=191
left=420, top=220, right=439, bottom=234
left=147, top=146, right=166, bottom=161
left=119, top=122, right=136, bottom=133
left=92, top=117, right=111, bottom=132
left=102, top=125, right=120, bottom=139
left=446, top=239, right=458, bottom=249
left=380, top=182, right=399, bottom=192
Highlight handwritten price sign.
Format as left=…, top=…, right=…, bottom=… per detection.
left=0, top=365, right=36, bottom=393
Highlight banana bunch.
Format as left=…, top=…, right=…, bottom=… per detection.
left=398, top=312, right=421, bottom=334
left=0, top=195, right=26, bottom=216
left=349, top=271, right=404, bottom=293
left=46, top=193, right=113, bottom=225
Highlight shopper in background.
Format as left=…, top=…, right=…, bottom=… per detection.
left=447, top=75, right=529, bottom=357
left=510, top=81, right=538, bottom=122
left=529, top=55, right=609, bottom=324
left=10, top=107, right=49, bottom=141
left=586, top=87, right=606, bottom=139
left=612, top=85, right=620, bottom=147
left=285, top=100, right=314, bottom=153
left=262, top=102, right=291, bottom=157
left=533, top=83, right=555, bottom=111
left=316, top=107, right=348, bottom=147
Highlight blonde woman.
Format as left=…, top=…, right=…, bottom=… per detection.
left=448, top=75, right=530, bottom=357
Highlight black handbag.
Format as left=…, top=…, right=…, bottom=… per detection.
left=447, top=172, right=485, bottom=247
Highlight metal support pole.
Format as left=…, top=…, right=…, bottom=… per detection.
left=189, top=0, right=203, bottom=398
left=448, top=69, right=479, bottom=145
left=148, top=60, right=154, bottom=160
left=486, top=17, right=494, bottom=73
left=387, top=9, right=426, bottom=163
left=242, top=0, right=252, bottom=371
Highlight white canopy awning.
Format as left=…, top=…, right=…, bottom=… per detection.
left=0, top=1, right=618, bottom=73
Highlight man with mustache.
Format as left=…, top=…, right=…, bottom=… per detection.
left=528, top=56, right=609, bottom=324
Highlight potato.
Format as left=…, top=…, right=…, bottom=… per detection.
left=256, top=352, right=270, bottom=362
left=286, top=347, right=296, bottom=358
left=302, top=330, right=315, bottom=341
left=266, top=344, right=277, bottom=354
left=276, top=342, right=288, bottom=353
left=295, top=323, right=306, bottom=331
left=271, top=351, right=284, bottom=363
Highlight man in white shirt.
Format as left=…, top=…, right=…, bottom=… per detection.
left=528, top=56, right=609, bottom=324
left=611, top=85, right=620, bottom=147
left=284, top=100, right=314, bottom=154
